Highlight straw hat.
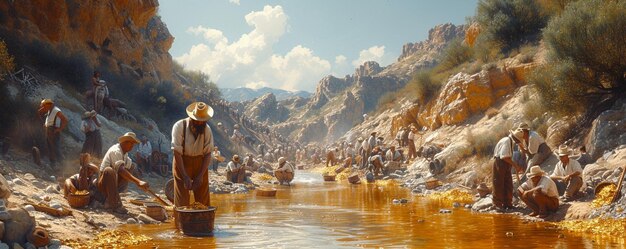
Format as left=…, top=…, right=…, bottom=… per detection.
left=232, top=155, right=240, bottom=162
left=526, top=165, right=545, bottom=178
left=517, top=122, right=530, bottom=131
left=278, top=157, right=286, bottom=164
left=357, top=137, right=364, bottom=142
left=509, top=129, right=524, bottom=142
left=118, top=132, right=140, bottom=144
left=186, top=102, right=214, bottom=122
left=555, top=144, right=571, bottom=156
left=371, top=131, right=377, bottom=135
left=40, top=99, right=54, bottom=106
left=82, top=110, right=97, bottom=119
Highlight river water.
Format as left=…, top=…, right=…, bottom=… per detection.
left=125, top=172, right=624, bottom=248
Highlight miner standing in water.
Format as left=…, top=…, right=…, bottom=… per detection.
left=171, top=102, right=215, bottom=207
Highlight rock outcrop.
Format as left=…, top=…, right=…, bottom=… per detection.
left=244, top=93, right=289, bottom=124
left=585, top=100, right=626, bottom=159
left=0, top=0, right=174, bottom=83
left=354, top=61, right=383, bottom=77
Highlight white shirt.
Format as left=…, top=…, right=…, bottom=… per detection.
left=521, top=175, right=559, bottom=198
left=101, top=144, right=133, bottom=172
left=171, top=118, right=214, bottom=157
left=493, top=136, right=514, bottom=159
left=45, top=107, right=62, bottom=128
left=551, top=159, right=583, bottom=178
left=386, top=150, right=401, bottom=161
left=276, top=162, right=294, bottom=173
left=227, top=161, right=242, bottom=171
left=136, top=141, right=152, bottom=157
left=525, top=131, right=545, bottom=155
left=81, top=119, right=98, bottom=133
left=345, top=147, right=355, bottom=158
left=408, top=131, right=416, bottom=141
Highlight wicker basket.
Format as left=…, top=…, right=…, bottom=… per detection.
left=595, top=182, right=617, bottom=196
left=145, top=202, right=167, bottom=221
left=67, top=192, right=90, bottom=208
left=256, top=188, right=277, bottom=197
left=323, top=175, right=336, bottom=182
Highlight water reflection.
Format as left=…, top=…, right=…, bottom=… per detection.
left=124, top=172, right=624, bottom=248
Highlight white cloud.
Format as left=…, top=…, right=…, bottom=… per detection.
left=352, top=45, right=386, bottom=67
left=176, top=5, right=331, bottom=92
left=335, top=55, right=347, bottom=65
left=229, top=0, right=240, bottom=5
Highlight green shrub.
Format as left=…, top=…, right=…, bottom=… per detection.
left=475, top=0, right=547, bottom=53
left=436, top=38, right=474, bottom=72
left=533, top=0, right=626, bottom=115
left=406, top=70, right=442, bottom=104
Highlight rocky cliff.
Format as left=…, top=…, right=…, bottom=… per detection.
left=243, top=93, right=290, bottom=124
left=0, top=0, right=174, bottom=84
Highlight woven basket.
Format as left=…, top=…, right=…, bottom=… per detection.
left=323, top=175, right=336, bottom=182
left=348, top=174, right=360, bottom=184
left=595, top=182, right=617, bottom=196
left=145, top=203, right=167, bottom=221
left=67, top=193, right=90, bottom=208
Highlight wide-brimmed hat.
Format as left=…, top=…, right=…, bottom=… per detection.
left=82, top=110, right=97, bottom=119
left=527, top=165, right=545, bottom=178
left=555, top=144, right=571, bottom=156
left=278, top=157, right=286, bottom=164
left=118, top=132, right=140, bottom=144
left=357, top=137, right=364, bottom=142
left=232, top=155, right=240, bottom=162
left=509, top=129, right=524, bottom=142
left=40, top=99, right=54, bottom=106
left=517, top=122, right=530, bottom=131
left=186, top=102, right=214, bottom=122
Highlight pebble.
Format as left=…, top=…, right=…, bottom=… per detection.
left=30, top=194, right=42, bottom=202
left=452, top=202, right=461, bottom=208
left=45, top=185, right=58, bottom=194
left=12, top=178, right=25, bottom=186
left=439, top=209, right=452, bottom=214
left=465, top=204, right=472, bottom=209
left=49, top=202, right=62, bottom=210
left=23, top=205, right=35, bottom=212
left=126, top=218, right=138, bottom=224
left=392, top=199, right=401, bottom=204
left=506, top=232, right=514, bottom=237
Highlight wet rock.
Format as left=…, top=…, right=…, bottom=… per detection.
left=472, top=197, right=493, bottom=211
left=506, top=232, right=513, bottom=237
left=465, top=204, right=472, bottom=209
left=126, top=218, right=137, bottom=224
left=439, top=209, right=452, bottom=214
left=137, top=214, right=158, bottom=224
left=411, top=188, right=423, bottom=194
left=0, top=243, right=7, bottom=249
left=452, top=202, right=461, bottom=208
left=366, top=172, right=374, bottom=182
left=23, top=205, right=35, bottom=213
left=3, top=208, right=36, bottom=245
left=49, top=202, right=62, bottom=210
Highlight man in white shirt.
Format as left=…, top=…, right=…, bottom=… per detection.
left=96, top=132, right=149, bottom=214
left=492, top=129, right=525, bottom=210
left=407, top=127, right=417, bottom=159
left=226, top=155, right=245, bottom=183
left=550, top=145, right=584, bottom=201
left=243, top=153, right=260, bottom=172
left=171, top=102, right=214, bottom=207
left=385, top=146, right=402, bottom=162
left=135, top=134, right=152, bottom=173
left=517, top=123, right=552, bottom=169
left=37, top=99, right=68, bottom=168
left=517, top=165, right=559, bottom=218
left=274, top=157, right=294, bottom=185
left=211, top=146, right=221, bottom=173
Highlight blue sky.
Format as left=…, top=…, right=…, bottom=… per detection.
left=159, top=0, right=477, bottom=92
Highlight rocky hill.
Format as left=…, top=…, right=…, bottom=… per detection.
left=242, top=93, right=290, bottom=124
left=265, top=23, right=466, bottom=143
left=221, top=87, right=312, bottom=102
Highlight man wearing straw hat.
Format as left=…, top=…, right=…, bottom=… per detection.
left=37, top=99, right=68, bottom=168
left=492, top=129, right=525, bottom=211
left=517, top=123, right=552, bottom=169
left=275, top=157, right=294, bottom=185
left=517, top=165, right=559, bottom=218
left=226, top=155, right=245, bottom=183
left=407, top=126, right=418, bottom=159
left=171, top=102, right=215, bottom=207
left=550, top=145, right=584, bottom=202
left=97, top=132, right=149, bottom=214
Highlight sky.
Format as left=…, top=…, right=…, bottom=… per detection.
left=159, top=0, right=478, bottom=92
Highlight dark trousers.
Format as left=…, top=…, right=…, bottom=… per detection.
left=45, top=127, right=62, bottom=166
left=96, top=167, right=129, bottom=208
left=492, top=158, right=513, bottom=208
left=520, top=190, right=559, bottom=214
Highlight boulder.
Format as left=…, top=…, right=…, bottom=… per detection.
left=0, top=174, right=10, bottom=199
left=2, top=208, right=36, bottom=245
left=471, top=196, right=493, bottom=211
left=585, top=102, right=626, bottom=159
left=136, top=214, right=158, bottom=224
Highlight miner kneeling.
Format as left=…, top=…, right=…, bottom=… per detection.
left=95, top=132, right=149, bottom=214
left=517, top=166, right=559, bottom=218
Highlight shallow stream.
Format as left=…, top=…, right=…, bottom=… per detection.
left=124, top=172, right=624, bottom=248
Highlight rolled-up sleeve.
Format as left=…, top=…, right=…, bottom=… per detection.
left=171, top=120, right=184, bottom=154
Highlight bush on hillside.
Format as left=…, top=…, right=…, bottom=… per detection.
left=406, top=70, right=441, bottom=104
left=173, top=61, right=221, bottom=99
left=532, top=0, right=626, bottom=115
left=436, top=38, right=474, bottom=72
left=475, top=0, right=547, bottom=53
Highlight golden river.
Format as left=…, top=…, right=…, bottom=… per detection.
left=124, top=173, right=625, bottom=248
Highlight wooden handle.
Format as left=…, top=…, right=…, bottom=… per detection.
left=611, top=166, right=626, bottom=203
left=145, top=188, right=171, bottom=206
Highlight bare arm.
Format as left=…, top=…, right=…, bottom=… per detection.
left=192, top=154, right=211, bottom=190
left=118, top=165, right=148, bottom=189
left=502, top=157, right=523, bottom=173
left=56, top=111, right=69, bottom=132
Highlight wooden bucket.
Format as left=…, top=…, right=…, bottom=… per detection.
left=256, top=188, right=277, bottom=197
left=348, top=174, right=360, bottom=184
left=425, top=179, right=440, bottom=190
left=67, top=192, right=90, bottom=208
left=145, top=202, right=167, bottom=221
left=323, top=175, right=336, bottom=182
left=595, top=182, right=617, bottom=195
left=175, top=206, right=217, bottom=237
left=334, top=166, right=345, bottom=174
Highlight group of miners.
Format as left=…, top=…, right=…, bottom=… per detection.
left=493, top=123, right=588, bottom=218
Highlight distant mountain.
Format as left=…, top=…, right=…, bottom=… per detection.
left=221, top=87, right=312, bottom=102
